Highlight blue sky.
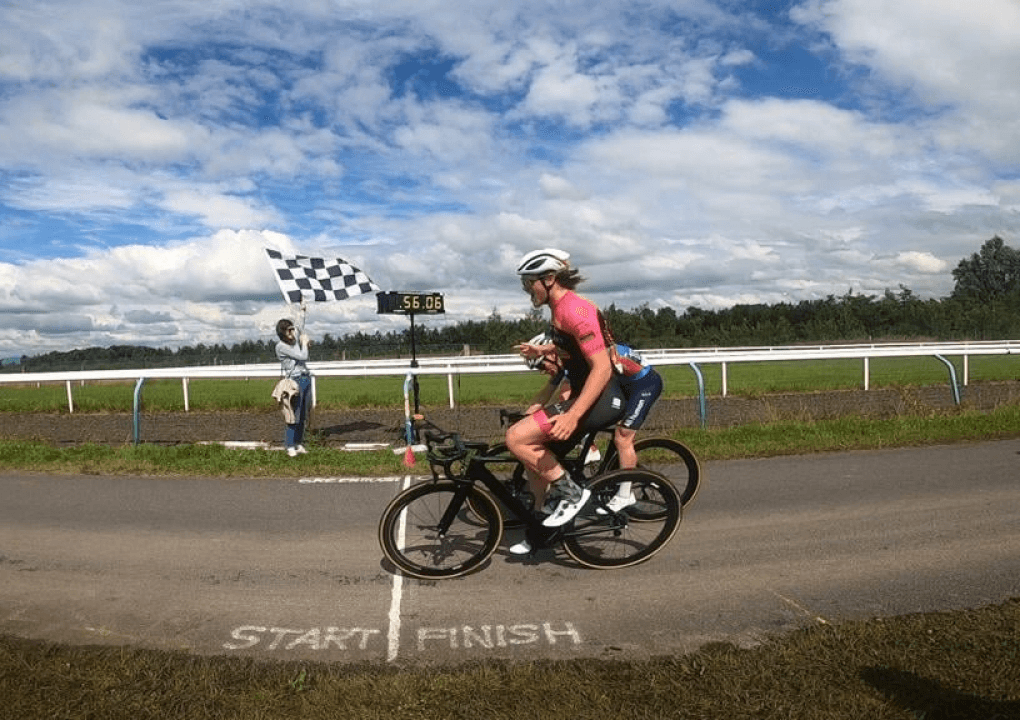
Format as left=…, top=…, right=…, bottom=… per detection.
left=1, top=0, right=1019, bottom=357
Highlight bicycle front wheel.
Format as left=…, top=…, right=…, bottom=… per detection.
left=563, top=469, right=681, bottom=570
left=604, top=437, right=702, bottom=509
left=379, top=481, right=503, bottom=580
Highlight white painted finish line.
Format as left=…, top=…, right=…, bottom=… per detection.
left=388, top=475, right=414, bottom=662
left=298, top=472, right=414, bottom=662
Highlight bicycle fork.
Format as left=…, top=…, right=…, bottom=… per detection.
left=434, top=481, right=474, bottom=536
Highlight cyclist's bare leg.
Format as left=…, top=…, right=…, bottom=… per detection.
left=613, top=426, right=638, bottom=468
left=611, top=426, right=637, bottom=498
left=505, top=413, right=565, bottom=508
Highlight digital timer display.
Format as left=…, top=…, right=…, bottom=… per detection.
left=376, top=291, right=446, bottom=315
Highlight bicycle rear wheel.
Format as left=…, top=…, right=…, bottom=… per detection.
left=603, top=437, right=702, bottom=509
left=562, top=469, right=681, bottom=570
left=379, top=481, right=503, bottom=580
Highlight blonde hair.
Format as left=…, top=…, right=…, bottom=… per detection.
left=554, top=266, right=584, bottom=289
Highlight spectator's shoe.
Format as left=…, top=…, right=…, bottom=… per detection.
left=542, top=477, right=591, bottom=527
left=295, top=445, right=308, bottom=454
left=509, top=539, right=532, bottom=555
left=286, top=447, right=298, bottom=457
left=596, top=492, right=637, bottom=515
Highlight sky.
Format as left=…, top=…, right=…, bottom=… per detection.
left=2, top=0, right=1020, bottom=359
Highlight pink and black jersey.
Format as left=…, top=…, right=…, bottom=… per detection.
left=548, top=291, right=612, bottom=391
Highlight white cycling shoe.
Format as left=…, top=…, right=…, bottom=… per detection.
left=509, top=539, right=532, bottom=555
left=542, top=488, right=591, bottom=527
left=596, top=492, right=637, bottom=515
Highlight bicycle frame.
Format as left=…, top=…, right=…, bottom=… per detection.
left=538, top=427, right=623, bottom=485
left=425, top=436, right=624, bottom=547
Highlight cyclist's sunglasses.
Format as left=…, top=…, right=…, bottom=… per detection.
left=520, top=274, right=542, bottom=291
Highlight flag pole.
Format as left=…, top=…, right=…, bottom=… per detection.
left=297, top=297, right=312, bottom=436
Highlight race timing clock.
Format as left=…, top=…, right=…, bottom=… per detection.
left=376, top=291, right=446, bottom=315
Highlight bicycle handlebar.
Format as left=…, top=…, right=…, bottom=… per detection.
left=423, top=428, right=462, bottom=453
left=420, top=426, right=471, bottom=481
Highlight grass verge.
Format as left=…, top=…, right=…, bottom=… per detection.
left=2, top=402, right=1019, bottom=477
left=687, top=403, right=1020, bottom=461
left=0, top=439, right=411, bottom=477
left=2, top=599, right=1018, bottom=719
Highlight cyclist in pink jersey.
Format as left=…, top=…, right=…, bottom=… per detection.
left=506, top=249, right=626, bottom=551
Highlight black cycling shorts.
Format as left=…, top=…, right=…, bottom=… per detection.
left=535, top=373, right=627, bottom=447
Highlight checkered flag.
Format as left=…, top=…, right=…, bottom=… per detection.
left=265, top=248, right=380, bottom=303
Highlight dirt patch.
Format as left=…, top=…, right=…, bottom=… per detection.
left=3, top=381, right=1018, bottom=448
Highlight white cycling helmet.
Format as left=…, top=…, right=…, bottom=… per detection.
left=516, top=248, right=570, bottom=276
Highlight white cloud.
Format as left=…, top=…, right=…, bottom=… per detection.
left=203, top=125, right=344, bottom=179
left=793, top=0, right=1020, bottom=161
left=893, top=251, right=948, bottom=275
left=538, top=173, right=587, bottom=200
left=0, top=88, right=207, bottom=165
left=4, top=173, right=138, bottom=213
left=522, top=49, right=604, bottom=126
left=2, top=0, right=1020, bottom=358
left=394, top=102, right=496, bottom=161
left=161, top=190, right=281, bottom=229
left=0, top=2, right=140, bottom=82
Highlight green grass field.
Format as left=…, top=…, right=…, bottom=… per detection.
left=2, top=354, right=1017, bottom=413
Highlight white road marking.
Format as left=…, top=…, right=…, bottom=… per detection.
left=387, top=475, right=414, bottom=662
left=770, top=590, right=830, bottom=625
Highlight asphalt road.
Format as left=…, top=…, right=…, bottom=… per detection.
left=2, top=439, right=1018, bottom=666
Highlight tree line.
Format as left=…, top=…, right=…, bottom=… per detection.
left=7, top=236, right=1020, bottom=373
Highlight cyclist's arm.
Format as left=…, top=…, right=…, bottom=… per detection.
left=526, top=379, right=558, bottom=414
left=526, top=371, right=571, bottom=413
left=513, top=341, right=555, bottom=363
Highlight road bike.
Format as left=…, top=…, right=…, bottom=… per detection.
left=378, top=418, right=683, bottom=579
left=466, top=410, right=702, bottom=528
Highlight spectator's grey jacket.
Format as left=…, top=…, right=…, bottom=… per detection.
left=275, top=337, right=310, bottom=380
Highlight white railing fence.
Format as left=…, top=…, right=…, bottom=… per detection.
left=2, top=340, right=1018, bottom=441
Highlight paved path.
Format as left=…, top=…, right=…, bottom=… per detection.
left=2, top=439, right=1018, bottom=665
